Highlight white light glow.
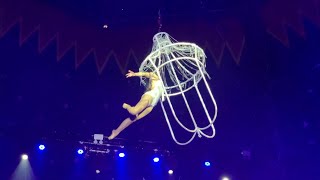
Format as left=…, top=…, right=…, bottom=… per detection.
left=21, top=154, right=28, bottom=160
left=222, top=177, right=230, bottom=180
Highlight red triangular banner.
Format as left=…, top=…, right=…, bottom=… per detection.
left=205, top=24, right=226, bottom=67
left=19, top=16, right=40, bottom=46
left=0, top=0, right=21, bottom=38
left=262, top=0, right=289, bottom=47
left=2, top=0, right=320, bottom=74
left=300, top=0, right=320, bottom=28
left=94, top=47, right=109, bottom=74
left=217, top=18, right=245, bottom=65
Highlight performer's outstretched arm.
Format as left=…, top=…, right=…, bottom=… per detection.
left=126, top=70, right=159, bottom=80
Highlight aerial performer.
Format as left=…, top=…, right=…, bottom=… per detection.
left=108, top=32, right=218, bottom=145
left=108, top=70, right=164, bottom=140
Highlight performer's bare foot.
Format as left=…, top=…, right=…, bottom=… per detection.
left=122, top=103, right=129, bottom=109
left=108, top=130, right=119, bottom=140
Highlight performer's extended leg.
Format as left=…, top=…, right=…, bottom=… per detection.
left=108, top=117, right=133, bottom=140
left=135, top=107, right=153, bottom=120
left=123, top=94, right=152, bottom=115
left=108, top=107, right=154, bottom=140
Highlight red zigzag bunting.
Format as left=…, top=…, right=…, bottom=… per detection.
left=262, top=0, right=320, bottom=47
left=10, top=0, right=320, bottom=74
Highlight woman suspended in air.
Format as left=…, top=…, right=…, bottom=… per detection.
left=108, top=70, right=164, bottom=140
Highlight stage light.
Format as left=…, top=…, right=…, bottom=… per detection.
left=222, top=177, right=230, bottom=180
left=77, top=149, right=84, bottom=155
left=21, top=154, right=28, bottom=160
left=39, top=145, right=45, bottom=150
left=205, top=161, right=211, bottom=167
left=168, top=170, right=173, bottom=174
left=153, top=157, right=159, bottom=163
left=119, top=153, right=125, bottom=158
left=96, top=170, right=100, bottom=174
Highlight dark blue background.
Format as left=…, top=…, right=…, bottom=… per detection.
left=0, top=0, right=319, bottom=179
